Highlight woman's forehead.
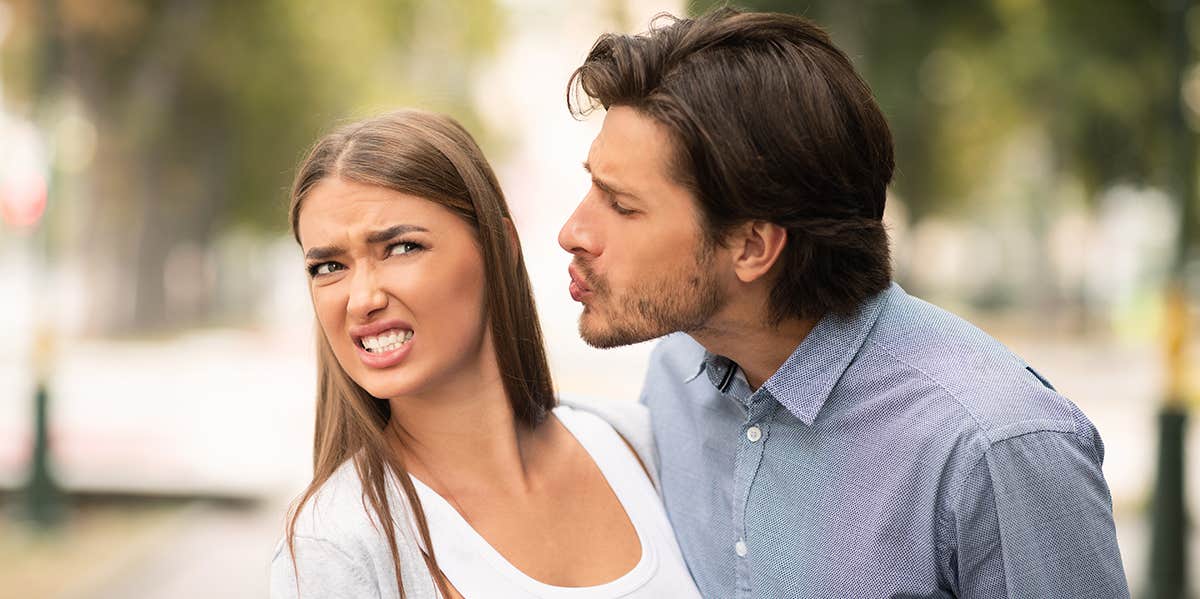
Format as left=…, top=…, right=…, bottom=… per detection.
left=297, top=179, right=459, bottom=245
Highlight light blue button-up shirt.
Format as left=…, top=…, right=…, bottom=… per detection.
left=640, top=283, right=1128, bottom=598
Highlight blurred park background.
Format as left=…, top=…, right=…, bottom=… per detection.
left=0, top=0, right=1197, bottom=596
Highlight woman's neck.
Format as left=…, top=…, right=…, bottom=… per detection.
left=385, top=361, right=539, bottom=497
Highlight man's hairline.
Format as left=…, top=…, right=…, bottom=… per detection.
left=601, top=101, right=733, bottom=241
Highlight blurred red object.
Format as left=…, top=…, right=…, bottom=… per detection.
left=1, top=174, right=47, bottom=228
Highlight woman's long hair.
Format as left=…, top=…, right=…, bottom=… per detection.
left=284, top=110, right=556, bottom=597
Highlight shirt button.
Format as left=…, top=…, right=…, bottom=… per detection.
left=746, top=425, right=762, bottom=443
left=735, top=539, right=748, bottom=557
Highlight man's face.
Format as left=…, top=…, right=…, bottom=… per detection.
left=558, top=106, right=725, bottom=348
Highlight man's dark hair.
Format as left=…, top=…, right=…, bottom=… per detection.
left=569, top=7, right=894, bottom=322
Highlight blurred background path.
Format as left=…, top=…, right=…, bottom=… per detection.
left=0, top=325, right=1195, bottom=598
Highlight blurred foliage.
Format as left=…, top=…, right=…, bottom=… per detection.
left=6, top=0, right=502, bottom=229
left=1, top=0, right=502, bottom=332
left=0, top=0, right=1190, bottom=331
left=690, top=0, right=1178, bottom=221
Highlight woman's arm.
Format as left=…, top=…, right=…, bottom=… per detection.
left=270, top=536, right=381, bottom=599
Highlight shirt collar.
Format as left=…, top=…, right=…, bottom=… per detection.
left=687, top=283, right=898, bottom=425
left=683, top=346, right=709, bottom=383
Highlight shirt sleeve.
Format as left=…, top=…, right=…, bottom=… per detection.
left=946, top=429, right=1130, bottom=598
left=270, top=535, right=382, bottom=599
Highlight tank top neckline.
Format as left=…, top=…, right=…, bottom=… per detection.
left=408, top=405, right=660, bottom=597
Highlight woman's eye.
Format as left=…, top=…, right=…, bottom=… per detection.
left=389, top=241, right=422, bottom=256
left=308, top=262, right=343, bottom=277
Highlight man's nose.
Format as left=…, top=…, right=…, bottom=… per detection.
left=558, top=195, right=599, bottom=257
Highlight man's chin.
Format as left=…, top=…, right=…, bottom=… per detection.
left=579, top=330, right=634, bottom=349
left=578, top=315, right=661, bottom=349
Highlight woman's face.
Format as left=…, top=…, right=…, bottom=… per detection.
left=296, top=177, right=491, bottom=401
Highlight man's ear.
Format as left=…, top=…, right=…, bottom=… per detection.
left=729, top=220, right=787, bottom=284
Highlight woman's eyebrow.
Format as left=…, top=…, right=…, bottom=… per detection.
left=305, top=245, right=344, bottom=261
left=366, top=224, right=429, bottom=244
left=305, top=224, right=430, bottom=261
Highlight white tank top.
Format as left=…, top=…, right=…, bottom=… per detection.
left=409, top=405, right=702, bottom=598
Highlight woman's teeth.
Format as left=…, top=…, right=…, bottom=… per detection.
left=361, top=329, right=414, bottom=353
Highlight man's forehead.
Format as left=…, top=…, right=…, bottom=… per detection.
left=589, top=107, right=674, bottom=180
left=584, top=127, right=618, bottom=174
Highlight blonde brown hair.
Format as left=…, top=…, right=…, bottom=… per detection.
left=285, top=109, right=556, bottom=596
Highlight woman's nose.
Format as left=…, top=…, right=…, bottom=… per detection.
left=347, top=263, right=387, bottom=320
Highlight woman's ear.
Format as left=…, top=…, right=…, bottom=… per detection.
left=728, top=220, right=787, bottom=284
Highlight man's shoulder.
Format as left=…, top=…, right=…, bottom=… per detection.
left=862, top=289, right=1093, bottom=445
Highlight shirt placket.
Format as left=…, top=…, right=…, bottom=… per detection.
left=727, top=378, right=779, bottom=598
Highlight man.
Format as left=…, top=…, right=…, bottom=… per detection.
left=558, top=8, right=1128, bottom=598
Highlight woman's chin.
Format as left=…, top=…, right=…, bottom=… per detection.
left=357, top=379, right=414, bottom=401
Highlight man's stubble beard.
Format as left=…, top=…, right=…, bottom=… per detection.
left=577, top=242, right=723, bottom=349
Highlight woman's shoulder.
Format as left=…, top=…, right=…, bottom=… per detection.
left=271, top=459, right=438, bottom=598
left=285, top=459, right=380, bottom=540
left=554, top=397, right=659, bottom=488
left=273, top=458, right=422, bottom=564
left=555, top=396, right=653, bottom=442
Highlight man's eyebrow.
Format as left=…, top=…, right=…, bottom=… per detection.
left=582, top=161, right=636, bottom=198
left=304, top=224, right=429, bottom=261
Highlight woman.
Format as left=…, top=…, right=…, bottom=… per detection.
left=270, top=110, right=700, bottom=599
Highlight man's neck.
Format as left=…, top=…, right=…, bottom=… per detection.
left=690, top=313, right=819, bottom=391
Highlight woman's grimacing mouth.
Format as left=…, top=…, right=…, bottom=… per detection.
left=349, top=320, right=415, bottom=353
left=358, top=328, right=414, bottom=353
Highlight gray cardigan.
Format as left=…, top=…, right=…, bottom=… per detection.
left=269, top=396, right=657, bottom=599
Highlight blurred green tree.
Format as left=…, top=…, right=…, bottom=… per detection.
left=689, top=0, right=1174, bottom=218
left=2, top=0, right=501, bottom=333
left=686, top=0, right=1180, bottom=316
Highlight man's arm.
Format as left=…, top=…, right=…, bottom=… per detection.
left=946, top=428, right=1129, bottom=598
